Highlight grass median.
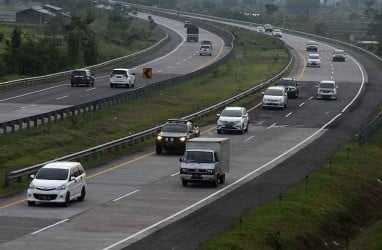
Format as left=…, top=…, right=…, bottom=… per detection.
left=198, top=126, right=382, bottom=249
left=0, top=28, right=288, bottom=196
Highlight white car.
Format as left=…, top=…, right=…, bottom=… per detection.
left=27, top=162, right=87, bottom=207
left=199, top=44, right=212, bottom=56
left=272, top=29, right=282, bottom=38
left=256, top=26, right=265, bottom=32
left=307, top=53, right=321, bottom=67
left=110, top=68, right=136, bottom=88
left=217, top=107, right=249, bottom=134
left=316, top=80, right=337, bottom=100
left=262, top=86, right=288, bottom=109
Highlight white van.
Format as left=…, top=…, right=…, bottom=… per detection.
left=27, top=162, right=87, bottom=207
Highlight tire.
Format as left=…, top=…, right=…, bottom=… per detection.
left=212, top=177, right=218, bottom=187
left=240, top=125, right=244, bottom=134
left=91, top=80, right=94, bottom=87
left=244, top=122, right=249, bottom=132
left=63, top=192, right=70, bottom=207
left=27, top=200, right=35, bottom=206
left=156, top=145, right=162, bottom=155
left=219, top=173, right=225, bottom=184
left=182, top=180, right=188, bottom=187
left=78, top=187, right=86, bottom=201
left=110, top=84, right=114, bottom=88
left=217, top=129, right=221, bottom=134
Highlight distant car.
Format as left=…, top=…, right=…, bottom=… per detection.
left=264, top=24, right=273, bottom=32
left=184, top=20, right=192, bottom=28
left=316, top=80, right=337, bottom=100
left=27, top=161, right=87, bottom=207
left=306, top=41, right=318, bottom=52
left=256, top=26, right=265, bottom=32
left=272, top=29, right=283, bottom=38
left=71, top=69, right=94, bottom=87
left=199, top=44, right=212, bottom=56
left=307, top=53, right=321, bottom=67
left=275, top=78, right=299, bottom=98
left=216, top=107, right=249, bottom=134
left=110, top=68, right=135, bottom=88
left=262, top=86, right=288, bottom=109
left=332, top=49, right=346, bottom=62
left=156, top=119, right=200, bottom=154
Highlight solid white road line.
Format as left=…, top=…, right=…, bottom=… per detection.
left=31, top=219, right=68, bottom=235
left=20, top=105, right=36, bottom=109
left=113, top=190, right=140, bottom=202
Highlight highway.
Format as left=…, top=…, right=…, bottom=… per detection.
left=0, top=11, right=380, bottom=250
left=0, top=12, right=229, bottom=123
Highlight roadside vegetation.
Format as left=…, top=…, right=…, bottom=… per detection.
left=0, top=28, right=287, bottom=195
left=0, top=4, right=162, bottom=81
left=199, top=127, right=382, bottom=249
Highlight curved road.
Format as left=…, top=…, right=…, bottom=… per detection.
left=0, top=15, right=380, bottom=250
left=0, top=12, right=229, bottom=124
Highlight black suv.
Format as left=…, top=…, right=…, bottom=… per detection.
left=71, top=69, right=94, bottom=87
left=275, top=78, right=300, bottom=98
left=156, top=119, right=200, bottom=154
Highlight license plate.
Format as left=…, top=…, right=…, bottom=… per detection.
left=191, top=174, right=201, bottom=179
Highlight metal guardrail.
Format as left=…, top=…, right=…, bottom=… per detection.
left=359, top=111, right=382, bottom=145
left=0, top=31, right=169, bottom=89
left=4, top=21, right=293, bottom=185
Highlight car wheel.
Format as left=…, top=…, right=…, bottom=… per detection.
left=212, top=177, right=218, bottom=187
left=78, top=187, right=86, bottom=201
left=245, top=122, right=249, bottom=132
left=110, top=84, right=114, bottom=88
left=217, top=129, right=221, bottom=134
left=219, top=173, right=225, bottom=184
left=71, top=83, right=74, bottom=87
left=156, top=146, right=162, bottom=155
left=63, top=192, right=70, bottom=207
left=92, top=80, right=94, bottom=87
left=240, top=125, right=244, bottom=134
left=27, top=200, right=35, bottom=206
left=182, top=180, right=188, bottom=187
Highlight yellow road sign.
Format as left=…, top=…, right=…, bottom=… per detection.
left=143, top=68, right=152, bottom=79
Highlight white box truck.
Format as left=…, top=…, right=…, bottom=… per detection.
left=179, top=138, right=230, bottom=187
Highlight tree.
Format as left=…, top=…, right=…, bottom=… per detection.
left=11, top=27, right=22, bottom=50
left=265, top=4, right=278, bottom=16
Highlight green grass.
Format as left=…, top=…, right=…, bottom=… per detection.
left=198, top=128, right=382, bottom=249
left=0, top=28, right=288, bottom=195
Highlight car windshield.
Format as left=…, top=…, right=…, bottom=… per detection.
left=184, top=151, right=214, bottom=163
left=201, top=45, right=210, bottom=49
left=273, top=29, right=281, bottom=32
left=162, top=124, right=188, bottom=133
left=320, top=82, right=335, bottom=88
left=265, top=89, right=283, bottom=96
left=35, top=168, right=69, bottom=180
left=72, top=71, right=86, bottom=76
left=307, top=42, right=317, bottom=46
left=309, top=55, right=320, bottom=59
left=221, top=109, right=242, bottom=117
left=277, top=80, right=294, bottom=86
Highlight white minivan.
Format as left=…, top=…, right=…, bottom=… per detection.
left=27, top=162, right=87, bottom=207
left=262, top=86, right=288, bottom=109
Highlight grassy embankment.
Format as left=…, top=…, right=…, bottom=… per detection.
left=0, top=29, right=287, bottom=196
left=199, top=115, right=382, bottom=249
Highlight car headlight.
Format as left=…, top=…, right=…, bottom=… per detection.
left=56, top=184, right=67, bottom=191
left=234, top=120, right=242, bottom=125
left=156, top=135, right=162, bottom=140
left=29, top=183, right=35, bottom=189
left=206, top=169, right=215, bottom=174
left=179, top=137, right=186, bottom=142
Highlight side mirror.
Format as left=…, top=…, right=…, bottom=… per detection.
left=217, top=114, right=221, bottom=117
left=132, top=73, right=136, bottom=75
left=156, top=128, right=161, bottom=134
left=261, top=92, right=265, bottom=95
left=179, top=158, right=183, bottom=162
left=315, top=85, right=319, bottom=88
left=30, top=175, right=35, bottom=179
left=70, top=176, right=76, bottom=181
